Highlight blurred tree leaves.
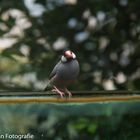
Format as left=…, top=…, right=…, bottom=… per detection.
left=0, top=102, right=140, bottom=139
left=0, top=0, right=139, bottom=90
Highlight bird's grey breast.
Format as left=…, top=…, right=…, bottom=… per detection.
left=57, top=60, right=79, bottom=80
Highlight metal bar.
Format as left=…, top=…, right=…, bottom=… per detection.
left=0, top=95, right=140, bottom=104
left=0, top=90, right=139, bottom=97
left=0, top=91, right=139, bottom=104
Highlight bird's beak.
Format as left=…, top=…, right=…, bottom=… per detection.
left=65, top=51, right=73, bottom=58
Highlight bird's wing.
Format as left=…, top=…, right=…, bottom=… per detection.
left=44, top=61, right=61, bottom=91
left=49, top=61, right=61, bottom=79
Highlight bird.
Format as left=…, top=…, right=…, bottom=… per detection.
left=44, top=49, right=79, bottom=98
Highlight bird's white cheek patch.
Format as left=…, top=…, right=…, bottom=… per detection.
left=72, top=53, right=76, bottom=59
left=61, top=56, right=67, bottom=62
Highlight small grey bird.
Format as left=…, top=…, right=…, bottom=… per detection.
left=44, top=50, right=79, bottom=98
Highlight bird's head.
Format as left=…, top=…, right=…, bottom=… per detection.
left=61, top=50, right=76, bottom=62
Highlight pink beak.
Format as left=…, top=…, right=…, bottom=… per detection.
left=65, top=51, right=73, bottom=58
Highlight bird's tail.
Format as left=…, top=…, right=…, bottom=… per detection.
left=44, top=86, right=48, bottom=91
left=43, top=81, right=53, bottom=91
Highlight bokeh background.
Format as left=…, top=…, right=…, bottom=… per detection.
left=0, top=1, right=140, bottom=140
left=0, top=0, right=139, bottom=91
left=0, top=102, right=140, bottom=140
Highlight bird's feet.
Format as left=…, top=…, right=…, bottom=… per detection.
left=52, top=86, right=65, bottom=98
left=64, top=88, right=72, bottom=98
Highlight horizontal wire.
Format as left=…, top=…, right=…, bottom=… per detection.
left=0, top=95, right=140, bottom=104
left=0, top=90, right=139, bottom=97
left=0, top=90, right=139, bottom=104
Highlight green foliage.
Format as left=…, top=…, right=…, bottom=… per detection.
left=0, top=0, right=139, bottom=90
left=70, top=118, right=97, bottom=134
left=0, top=101, right=140, bottom=139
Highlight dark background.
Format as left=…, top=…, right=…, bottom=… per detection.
left=0, top=1, right=140, bottom=140
left=0, top=0, right=139, bottom=91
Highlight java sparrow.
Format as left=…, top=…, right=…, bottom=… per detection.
left=44, top=50, right=79, bottom=98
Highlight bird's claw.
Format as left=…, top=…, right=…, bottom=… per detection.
left=67, top=91, right=72, bottom=98
left=52, top=86, right=65, bottom=98
left=64, top=88, right=72, bottom=98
